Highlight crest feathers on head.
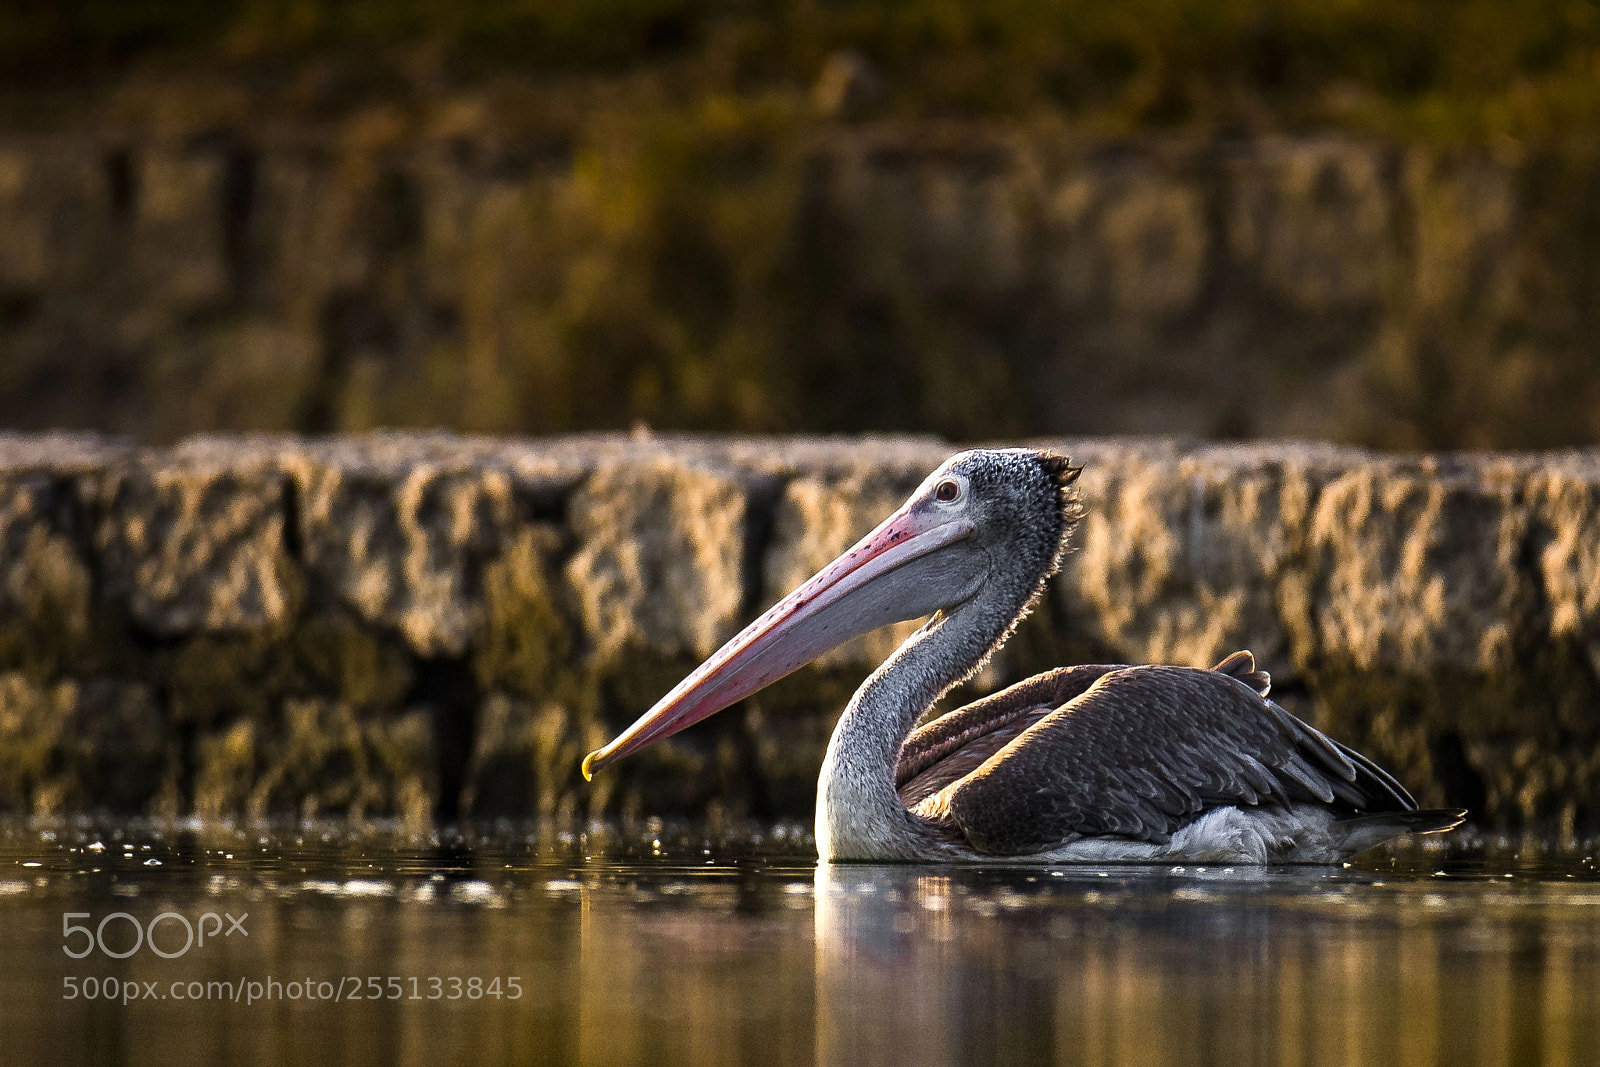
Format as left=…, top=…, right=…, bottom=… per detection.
left=1034, top=451, right=1084, bottom=534
left=1035, top=452, right=1082, bottom=492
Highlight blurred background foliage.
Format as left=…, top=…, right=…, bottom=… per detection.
left=6, top=0, right=1600, bottom=139
left=1, top=0, right=1599, bottom=447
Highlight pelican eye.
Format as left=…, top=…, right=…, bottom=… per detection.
left=934, top=479, right=960, bottom=503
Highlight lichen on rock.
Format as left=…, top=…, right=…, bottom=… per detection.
left=0, top=474, right=93, bottom=679
left=196, top=698, right=435, bottom=826
left=91, top=445, right=301, bottom=637
left=0, top=672, right=178, bottom=815
left=292, top=439, right=516, bottom=656
left=565, top=457, right=747, bottom=664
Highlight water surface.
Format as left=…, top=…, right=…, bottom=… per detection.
left=2, top=820, right=1597, bottom=1066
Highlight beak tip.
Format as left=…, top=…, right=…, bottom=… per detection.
left=580, top=750, right=601, bottom=782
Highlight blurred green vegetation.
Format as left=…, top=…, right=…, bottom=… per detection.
left=3, top=0, right=1600, bottom=140
left=2, top=2, right=1600, bottom=448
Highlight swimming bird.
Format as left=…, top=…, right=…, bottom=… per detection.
left=581, top=449, right=1465, bottom=863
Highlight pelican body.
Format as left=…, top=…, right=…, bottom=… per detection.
left=583, top=449, right=1464, bottom=863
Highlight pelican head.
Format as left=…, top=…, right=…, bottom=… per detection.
left=580, top=448, right=1081, bottom=779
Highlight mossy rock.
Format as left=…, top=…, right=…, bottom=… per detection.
left=0, top=477, right=95, bottom=682
left=461, top=692, right=607, bottom=820
left=291, top=609, right=414, bottom=712
left=0, top=673, right=178, bottom=815
left=158, top=632, right=298, bottom=727
left=473, top=525, right=571, bottom=701
left=195, top=699, right=436, bottom=824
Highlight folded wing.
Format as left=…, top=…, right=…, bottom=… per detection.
left=917, top=662, right=1415, bottom=856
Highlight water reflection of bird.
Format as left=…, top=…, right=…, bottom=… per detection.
left=582, top=449, right=1465, bottom=862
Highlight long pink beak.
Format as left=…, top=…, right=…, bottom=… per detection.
left=581, top=504, right=975, bottom=779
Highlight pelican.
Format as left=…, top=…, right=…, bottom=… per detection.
left=582, top=449, right=1465, bottom=863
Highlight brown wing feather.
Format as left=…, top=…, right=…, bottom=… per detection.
left=896, top=651, right=1273, bottom=806
left=1211, top=650, right=1271, bottom=696
left=902, top=668, right=1126, bottom=799
left=898, top=705, right=1053, bottom=806
left=935, top=665, right=1415, bottom=856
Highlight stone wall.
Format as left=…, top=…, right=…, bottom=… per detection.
left=0, top=432, right=1596, bottom=832
left=2, top=125, right=1598, bottom=448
